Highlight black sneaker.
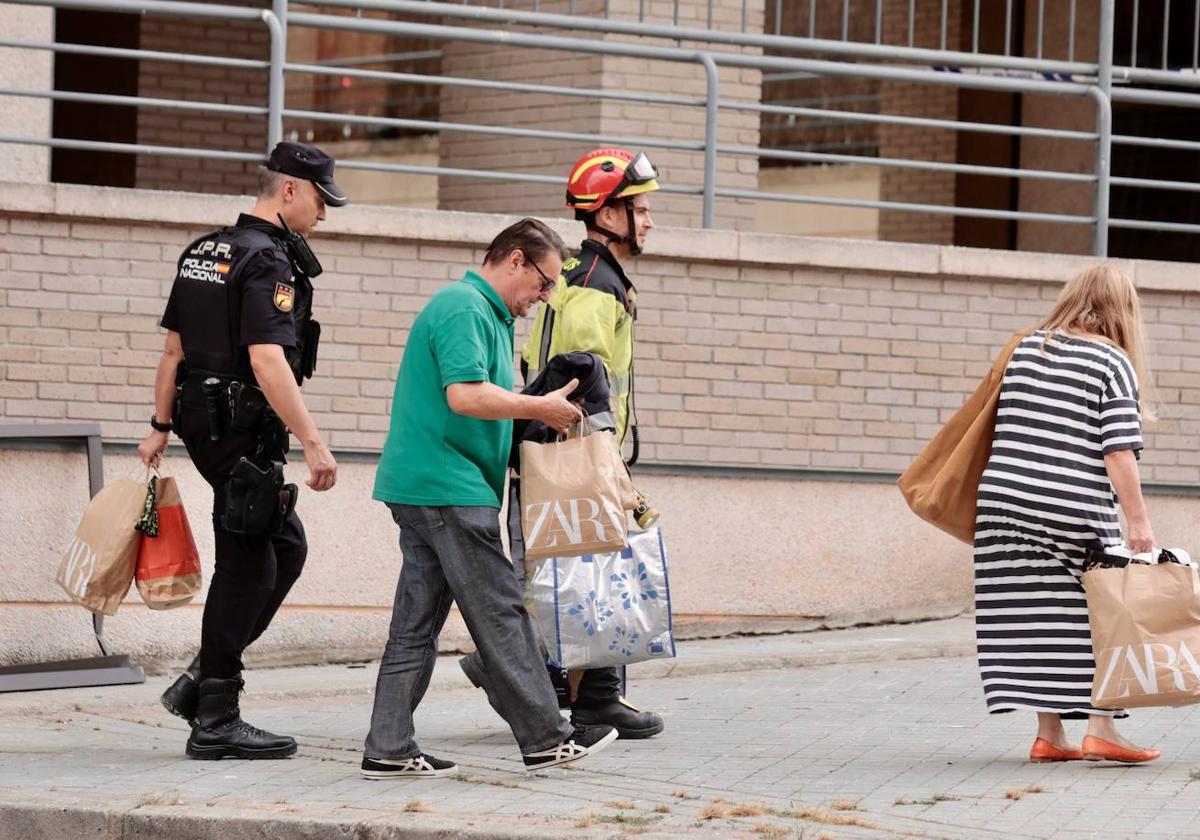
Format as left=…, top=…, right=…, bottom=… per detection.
left=522, top=724, right=618, bottom=772
left=361, top=753, right=458, bottom=779
left=572, top=697, right=665, bottom=739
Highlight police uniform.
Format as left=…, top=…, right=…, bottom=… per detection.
left=154, top=141, right=347, bottom=760
left=162, top=211, right=318, bottom=682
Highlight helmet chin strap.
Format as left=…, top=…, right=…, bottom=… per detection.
left=587, top=201, right=642, bottom=256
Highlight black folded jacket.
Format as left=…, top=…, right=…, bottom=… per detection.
left=511, top=351, right=611, bottom=468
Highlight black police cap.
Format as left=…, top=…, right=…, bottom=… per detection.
left=265, top=141, right=349, bottom=207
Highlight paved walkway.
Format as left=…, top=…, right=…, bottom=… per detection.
left=2, top=617, right=1198, bottom=839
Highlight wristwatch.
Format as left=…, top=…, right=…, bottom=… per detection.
left=150, top=416, right=172, bottom=433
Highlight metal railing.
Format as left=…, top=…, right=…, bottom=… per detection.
left=3, top=0, right=1200, bottom=256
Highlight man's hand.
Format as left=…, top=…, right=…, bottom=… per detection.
left=138, top=430, right=169, bottom=468
left=302, top=437, right=338, bottom=491
left=537, top=378, right=583, bottom=435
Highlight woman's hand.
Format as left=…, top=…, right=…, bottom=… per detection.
left=1126, top=515, right=1155, bottom=555
left=1104, top=449, right=1154, bottom=554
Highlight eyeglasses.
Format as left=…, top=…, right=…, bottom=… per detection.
left=524, top=258, right=559, bottom=293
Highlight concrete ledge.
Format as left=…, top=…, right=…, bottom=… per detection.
left=2, top=180, right=1194, bottom=292
left=0, top=799, right=590, bottom=840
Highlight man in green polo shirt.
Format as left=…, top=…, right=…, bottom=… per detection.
left=361, top=218, right=619, bottom=780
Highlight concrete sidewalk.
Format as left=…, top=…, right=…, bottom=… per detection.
left=2, top=616, right=1197, bottom=839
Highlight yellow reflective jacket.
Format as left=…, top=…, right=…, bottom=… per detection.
left=522, top=239, right=635, bottom=443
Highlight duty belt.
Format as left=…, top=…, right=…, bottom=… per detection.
left=178, top=370, right=254, bottom=409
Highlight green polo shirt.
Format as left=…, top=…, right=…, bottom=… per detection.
left=373, top=271, right=516, bottom=508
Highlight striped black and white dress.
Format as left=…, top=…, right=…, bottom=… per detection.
left=974, top=330, right=1143, bottom=717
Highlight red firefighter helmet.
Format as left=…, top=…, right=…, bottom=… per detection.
left=565, top=148, right=660, bottom=214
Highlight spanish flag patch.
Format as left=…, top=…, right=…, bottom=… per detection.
left=273, top=283, right=294, bottom=312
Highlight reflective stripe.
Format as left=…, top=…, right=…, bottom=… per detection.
left=586, top=411, right=617, bottom=433
left=537, top=306, right=556, bottom=372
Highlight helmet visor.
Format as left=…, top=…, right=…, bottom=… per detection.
left=625, top=152, right=658, bottom=185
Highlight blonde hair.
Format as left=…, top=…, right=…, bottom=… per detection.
left=1039, top=264, right=1154, bottom=419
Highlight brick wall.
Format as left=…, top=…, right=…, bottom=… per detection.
left=2, top=183, right=1198, bottom=485
left=436, top=36, right=606, bottom=219
left=437, top=0, right=762, bottom=230
left=1015, top=0, right=1099, bottom=256
left=135, top=2, right=268, bottom=195
left=876, top=0, right=962, bottom=245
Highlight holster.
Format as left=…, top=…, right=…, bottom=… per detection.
left=219, top=456, right=298, bottom=536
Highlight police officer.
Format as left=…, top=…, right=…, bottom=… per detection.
left=137, top=142, right=345, bottom=759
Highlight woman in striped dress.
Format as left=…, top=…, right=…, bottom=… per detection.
left=974, top=265, right=1161, bottom=764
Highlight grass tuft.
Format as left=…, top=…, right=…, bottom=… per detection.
left=830, top=799, right=860, bottom=811
left=730, top=804, right=770, bottom=817
left=595, top=814, right=662, bottom=827
left=403, top=799, right=426, bottom=812
left=783, top=806, right=877, bottom=828
left=136, top=791, right=180, bottom=807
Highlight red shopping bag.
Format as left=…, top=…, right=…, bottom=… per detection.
left=135, top=474, right=202, bottom=610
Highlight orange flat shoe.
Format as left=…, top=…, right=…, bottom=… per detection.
left=1029, top=737, right=1083, bottom=763
left=1080, top=735, right=1161, bottom=764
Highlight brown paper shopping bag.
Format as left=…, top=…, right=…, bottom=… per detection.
left=599, top=430, right=637, bottom=512
left=898, top=329, right=1033, bottom=544
left=57, top=476, right=148, bottom=615
left=520, top=429, right=629, bottom=560
left=135, top=475, right=202, bottom=610
left=1084, top=559, right=1200, bottom=709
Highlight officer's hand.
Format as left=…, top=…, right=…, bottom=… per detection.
left=138, top=430, right=169, bottom=468
left=539, top=379, right=583, bottom=435
left=302, top=438, right=338, bottom=491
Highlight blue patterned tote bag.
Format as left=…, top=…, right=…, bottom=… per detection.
left=526, top=526, right=676, bottom=669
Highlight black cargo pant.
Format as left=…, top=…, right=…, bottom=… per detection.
left=177, top=405, right=307, bottom=680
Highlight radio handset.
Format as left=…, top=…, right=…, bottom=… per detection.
left=276, top=213, right=324, bottom=278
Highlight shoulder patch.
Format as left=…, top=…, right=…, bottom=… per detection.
left=274, top=283, right=295, bottom=312
left=562, top=256, right=581, bottom=272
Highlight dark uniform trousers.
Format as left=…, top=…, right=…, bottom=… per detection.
left=176, top=405, right=307, bottom=680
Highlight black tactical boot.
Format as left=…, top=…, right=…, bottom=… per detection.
left=160, top=654, right=201, bottom=723
left=571, top=697, right=665, bottom=739
left=185, top=677, right=297, bottom=760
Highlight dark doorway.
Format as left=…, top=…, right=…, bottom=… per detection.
left=51, top=9, right=139, bottom=187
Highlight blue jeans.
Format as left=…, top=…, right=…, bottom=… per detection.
left=363, top=503, right=572, bottom=759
